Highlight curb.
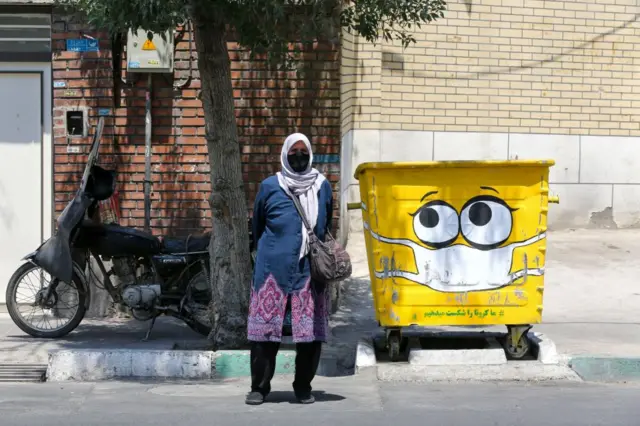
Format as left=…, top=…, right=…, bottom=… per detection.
left=375, top=362, right=581, bottom=383
left=530, top=332, right=560, bottom=365
left=46, top=348, right=338, bottom=382
left=569, top=357, right=640, bottom=383
left=47, top=350, right=214, bottom=381
left=355, top=339, right=376, bottom=373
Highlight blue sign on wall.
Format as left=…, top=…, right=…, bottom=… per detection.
left=66, top=39, right=99, bottom=52
left=98, top=108, right=110, bottom=116
left=314, top=154, right=340, bottom=164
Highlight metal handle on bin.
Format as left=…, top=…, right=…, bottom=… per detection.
left=347, top=202, right=361, bottom=211
left=549, top=194, right=560, bottom=204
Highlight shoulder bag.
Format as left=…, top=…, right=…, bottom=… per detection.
left=291, top=195, right=352, bottom=283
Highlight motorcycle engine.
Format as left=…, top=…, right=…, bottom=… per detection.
left=121, top=283, right=161, bottom=309
left=111, top=257, right=161, bottom=310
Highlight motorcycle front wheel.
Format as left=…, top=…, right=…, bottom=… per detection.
left=6, top=262, right=87, bottom=338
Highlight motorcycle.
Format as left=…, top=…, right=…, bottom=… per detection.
left=5, top=117, right=254, bottom=340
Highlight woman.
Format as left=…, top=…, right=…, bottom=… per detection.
left=246, top=133, right=333, bottom=405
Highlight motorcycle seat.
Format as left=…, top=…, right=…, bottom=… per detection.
left=161, top=233, right=210, bottom=254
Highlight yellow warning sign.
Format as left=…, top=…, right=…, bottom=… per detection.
left=142, top=39, right=156, bottom=51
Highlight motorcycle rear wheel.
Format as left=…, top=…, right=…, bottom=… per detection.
left=6, top=262, right=87, bottom=338
left=185, top=316, right=211, bottom=337
left=182, top=269, right=211, bottom=337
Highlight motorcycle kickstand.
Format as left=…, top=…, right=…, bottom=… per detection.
left=142, top=315, right=159, bottom=342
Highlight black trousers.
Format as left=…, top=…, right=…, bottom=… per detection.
left=250, top=340, right=322, bottom=397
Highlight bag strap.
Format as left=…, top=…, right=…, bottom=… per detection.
left=290, top=195, right=315, bottom=236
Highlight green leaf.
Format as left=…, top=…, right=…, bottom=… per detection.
left=60, top=0, right=446, bottom=66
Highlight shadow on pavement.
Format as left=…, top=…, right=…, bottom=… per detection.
left=265, top=390, right=346, bottom=404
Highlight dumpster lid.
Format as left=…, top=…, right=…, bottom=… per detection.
left=354, top=159, right=556, bottom=180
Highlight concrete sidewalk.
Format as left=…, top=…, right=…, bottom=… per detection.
left=538, top=228, right=640, bottom=358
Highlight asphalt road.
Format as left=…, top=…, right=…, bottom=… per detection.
left=2, top=374, right=639, bottom=426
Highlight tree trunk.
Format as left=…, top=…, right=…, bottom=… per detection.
left=192, top=18, right=251, bottom=349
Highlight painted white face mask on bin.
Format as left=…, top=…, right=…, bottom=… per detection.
left=364, top=196, right=546, bottom=293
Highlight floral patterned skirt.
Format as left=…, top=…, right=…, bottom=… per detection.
left=247, top=274, right=329, bottom=343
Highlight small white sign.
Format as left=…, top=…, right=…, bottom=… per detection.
left=54, top=81, right=66, bottom=88
left=66, top=146, right=81, bottom=153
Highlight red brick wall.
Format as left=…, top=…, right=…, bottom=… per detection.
left=52, top=13, right=341, bottom=237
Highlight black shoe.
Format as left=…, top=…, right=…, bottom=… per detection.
left=296, top=393, right=315, bottom=404
left=245, top=392, right=265, bottom=405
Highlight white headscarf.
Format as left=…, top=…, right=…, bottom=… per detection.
left=277, top=133, right=326, bottom=259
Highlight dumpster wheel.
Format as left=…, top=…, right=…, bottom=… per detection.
left=387, top=330, right=402, bottom=362
left=504, top=325, right=532, bottom=360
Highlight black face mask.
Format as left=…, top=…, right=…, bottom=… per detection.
left=288, top=152, right=310, bottom=173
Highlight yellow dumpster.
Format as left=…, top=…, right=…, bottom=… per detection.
left=351, top=160, right=559, bottom=361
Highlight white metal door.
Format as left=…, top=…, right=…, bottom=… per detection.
left=0, top=72, right=42, bottom=304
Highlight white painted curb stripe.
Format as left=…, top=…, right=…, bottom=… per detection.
left=47, top=350, right=215, bottom=382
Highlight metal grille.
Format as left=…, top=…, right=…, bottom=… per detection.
left=0, top=13, right=51, bottom=54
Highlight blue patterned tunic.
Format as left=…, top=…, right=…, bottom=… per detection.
left=247, top=175, right=333, bottom=343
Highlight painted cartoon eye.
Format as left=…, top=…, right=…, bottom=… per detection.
left=411, top=201, right=459, bottom=248
left=460, top=195, right=513, bottom=250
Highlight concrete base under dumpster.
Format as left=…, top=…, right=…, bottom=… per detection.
left=355, top=330, right=577, bottom=382
left=408, top=337, right=507, bottom=366
left=374, top=362, right=581, bottom=383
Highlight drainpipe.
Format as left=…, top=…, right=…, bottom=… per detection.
left=144, top=73, right=152, bottom=233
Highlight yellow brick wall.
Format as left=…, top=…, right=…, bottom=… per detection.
left=344, top=0, right=640, bottom=136
left=340, top=30, right=382, bottom=134
left=340, top=28, right=356, bottom=135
